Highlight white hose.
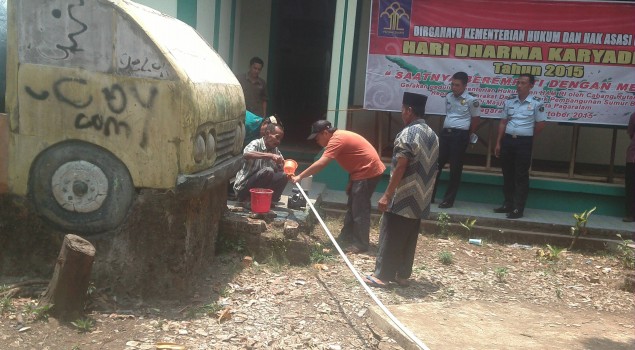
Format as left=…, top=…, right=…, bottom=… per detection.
left=295, top=182, right=430, bottom=350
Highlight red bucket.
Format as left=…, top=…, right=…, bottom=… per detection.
left=249, top=188, right=273, bottom=213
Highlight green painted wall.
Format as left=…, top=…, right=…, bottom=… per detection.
left=177, top=0, right=197, bottom=27
left=313, top=156, right=624, bottom=217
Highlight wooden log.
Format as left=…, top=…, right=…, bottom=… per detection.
left=39, top=234, right=95, bottom=320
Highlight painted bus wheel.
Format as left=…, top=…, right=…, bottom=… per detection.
left=29, top=141, right=134, bottom=234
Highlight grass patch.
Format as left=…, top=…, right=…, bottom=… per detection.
left=438, top=251, right=454, bottom=265
left=71, top=318, right=94, bottom=333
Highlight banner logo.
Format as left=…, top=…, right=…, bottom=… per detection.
left=378, top=0, right=411, bottom=38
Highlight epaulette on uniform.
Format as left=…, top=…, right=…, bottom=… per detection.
left=532, top=96, right=542, bottom=101
left=507, top=94, right=517, bottom=100
left=468, top=92, right=478, bottom=97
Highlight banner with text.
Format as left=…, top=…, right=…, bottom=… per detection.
left=364, top=0, right=635, bottom=125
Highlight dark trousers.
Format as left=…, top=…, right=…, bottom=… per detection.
left=433, top=129, right=469, bottom=204
left=500, top=134, right=533, bottom=212
left=626, top=162, right=634, bottom=218
left=236, top=167, right=288, bottom=202
left=339, top=175, right=382, bottom=251
left=373, top=211, right=420, bottom=282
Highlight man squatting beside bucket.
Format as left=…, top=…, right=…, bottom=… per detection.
left=233, top=123, right=288, bottom=206
left=291, top=120, right=385, bottom=254
left=363, top=92, right=439, bottom=288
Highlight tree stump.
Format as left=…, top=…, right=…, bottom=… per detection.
left=39, top=234, right=95, bottom=320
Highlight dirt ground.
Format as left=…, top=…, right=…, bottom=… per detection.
left=1, top=213, right=633, bottom=350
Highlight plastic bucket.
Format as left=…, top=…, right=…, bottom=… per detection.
left=249, top=188, right=273, bottom=213
left=283, top=159, right=298, bottom=175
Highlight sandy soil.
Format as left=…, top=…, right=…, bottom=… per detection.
left=1, top=214, right=633, bottom=349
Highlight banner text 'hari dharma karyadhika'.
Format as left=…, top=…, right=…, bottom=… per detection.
left=364, top=0, right=635, bottom=125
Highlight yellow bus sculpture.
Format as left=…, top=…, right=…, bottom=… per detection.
left=0, top=0, right=245, bottom=233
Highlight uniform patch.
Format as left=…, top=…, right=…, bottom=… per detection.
left=539, top=106, right=544, bottom=112
left=460, top=99, right=466, bottom=105
left=473, top=100, right=480, bottom=107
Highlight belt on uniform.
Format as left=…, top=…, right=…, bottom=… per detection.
left=443, top=128, right=468, bottom=133
left=505, top=133, right=532, bottom=139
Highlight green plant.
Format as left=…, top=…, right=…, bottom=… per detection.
left=86, top=282, right=96, bottom=297
left=546, top=244, right=565, bottom=261
left=216, top=235, right=246, bottom=254
left=200, top=301, right=222, bottom=316
left=437, top=213, right=451, bottom=237
left=460, top=217, right=477, bottom=234
left=0, top=296, right=14, bottom=314
left=568, top=207, right=596, bottom=249
left=615, top=234, right=634, bottom=269
left=537, top=244, right=566, bottom=262
left=309, top=243, right=334, bottom=264
left=219, top=286, right=231, bottom=298
left=25, top=303, right=53, bottom=321
left=413, top=263, right=428, bottom=274
left=494, top=267, right=508, bottom=283
left=71, top=318, right=94, bottom=333
left=438, top=250, right=454, bottom=265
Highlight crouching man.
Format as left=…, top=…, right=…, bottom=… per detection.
left=234, top=123, right=288, bottom=207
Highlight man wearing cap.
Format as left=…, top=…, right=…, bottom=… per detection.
left=291, top=120, right=385, bottom=254
left=433, top=71, right=481, bottom=209
left=233, top=123, right=288, bottom=207
left=363, top=92, right=438, bottom=288
left=494, top=73, right=547, bottom=219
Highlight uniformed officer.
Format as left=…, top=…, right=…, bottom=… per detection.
left=494, top=73, right=547, bottom=219
left=433, top=72, right=481, bottom=208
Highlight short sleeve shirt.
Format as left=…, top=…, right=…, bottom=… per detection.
left=500, top=94, right=547, bottom=136
left=444, top=91, right=480, bottom=130
left=322, top=130, right=386, bottom=181
left=237, top=73, right=268, bottom=117
left=388, top=119, right=439, bottom=220
left=233, top=138, right=282, bottom=191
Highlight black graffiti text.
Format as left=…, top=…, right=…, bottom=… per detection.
left=74, top=113, right=131, bottom=138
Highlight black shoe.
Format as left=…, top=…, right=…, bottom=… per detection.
left=493, top=205, right=513, bottom=213
left=438, top=201, right=453, bottom=209
left=506, top=209, right=523, bottom=219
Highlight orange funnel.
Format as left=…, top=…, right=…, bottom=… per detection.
left=283, top=159, right=298, bottom=175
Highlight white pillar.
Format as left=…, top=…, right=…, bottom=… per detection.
left=327, top=0, right=358, bottom=130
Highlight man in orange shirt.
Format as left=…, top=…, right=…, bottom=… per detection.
left=291, top=120, right=386, bottom=253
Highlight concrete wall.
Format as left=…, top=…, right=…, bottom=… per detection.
left=233, top=0, right=271, bottom=80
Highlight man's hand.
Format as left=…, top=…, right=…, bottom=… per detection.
left=345, top=181, right=352, bottom=196
left=377, top=193, right=390, bottom=212
left=271, top=154, right=284, bottom=165
left=494, top=143, right=501, bottom=158
left=290, top=175, right=301, bottom=184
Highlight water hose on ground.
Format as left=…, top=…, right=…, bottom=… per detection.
left=294, top=182, right=430, bottom=350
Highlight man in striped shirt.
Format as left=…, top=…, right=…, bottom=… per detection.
left=364, top=92, right=439, bottom=288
